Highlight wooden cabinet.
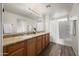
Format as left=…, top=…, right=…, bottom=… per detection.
left=3, top=33, right=50, bottom=56
left=26, top=38, right=36, bottom=56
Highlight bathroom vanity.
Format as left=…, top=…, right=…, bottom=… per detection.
left=3, top=32, right=50, bottom=56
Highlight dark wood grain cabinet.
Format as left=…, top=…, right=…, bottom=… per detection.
left=3, top=33, right=50, bottom=56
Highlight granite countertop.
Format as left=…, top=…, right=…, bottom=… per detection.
left=3, top=32, right=49, bottom=46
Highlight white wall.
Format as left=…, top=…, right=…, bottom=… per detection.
left=78, top=17, right=79, bottom=56
left=3, top=11, right=37, bottom=34
left=0, top=3, right=3, bottom=56
left=69, top=4, right=79, bottom=56
left=77, top=16, right=79, bottom=56
left=70, top=19, right=78, bottom=55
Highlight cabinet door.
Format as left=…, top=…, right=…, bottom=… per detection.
left=46, top=34, right=50, bottom=46
left=47, top=34, right=50, bottom=45
left=36, top=36, right=42, bottom=55
left=26, top=38, right=36, bottom=56
left=42, top=35, right=46, bottom=49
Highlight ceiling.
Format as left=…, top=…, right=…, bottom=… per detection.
left=3, top=3, right=74, bottom=19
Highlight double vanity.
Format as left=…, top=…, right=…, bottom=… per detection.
left=3, top=32, right=50, bottom=56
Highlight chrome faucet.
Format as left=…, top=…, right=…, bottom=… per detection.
left=33, top=27, right=37, bottom=34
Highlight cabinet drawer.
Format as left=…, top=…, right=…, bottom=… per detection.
left=26, top=38, right=35, bottom=44
left=9, top=48, right=24, bottom=56
left=3, top=46, right=8, bottom=56
left=7, top=41, right=24, bottom=54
